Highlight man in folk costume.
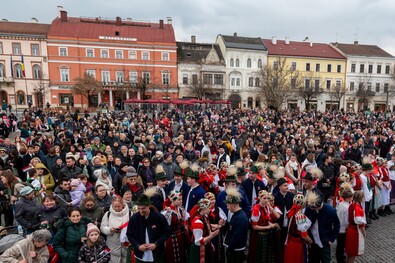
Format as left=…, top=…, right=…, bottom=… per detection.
left=345, top=191, right=366, bottom=263
left=126, top=187, right=171, bottom=263
left=216, top=145, right=231, bottom=169
left=305, top=192, right=340, bottom=263
left=166, top=166, right=190, bottom=206
left=283, top=194, right=312, bottom=263
left=359, top=161, right=374, bottom=224
left=378, top=158, right=393, bottom=216
left=184, top=163, right=206, bottom=213
left=160, top=190, right=189, bottom=263
left=150, top=165, right=168, bottom=211
left=242, top=164, right=267, bottom=207
left=302, top=168, right=324, bottom=200
left=223, top=188, right=249, bottom=263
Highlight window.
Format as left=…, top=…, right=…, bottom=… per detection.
left=326, top=80, right=331, bottom=90
left=142, top=51, right=150, bottom=60
left=13, top=43, right=21, bottom=55
left=306, top=63, right=310, bottom=71
left=314, top=80, right=320, bottom=91
left=162, top=52, right=169, bottom=61
left=214, top=74, right=223, bottom=85
left=182, top=74, right=188, bottom=84
left=86, top=70, right=95, bottom=77
left=231, top=78, right=235, bottom=86
left=351, top=64, right=356, bottom=73
left=360, top=64, right=365, bottom=73
left=162, top=72, right=170, bottom=85
left=203, top=74, right=213, bottom=85
left=316, top=64, right=320, bottom=72
left=116, top=71, right=124, bottom=83
left=31, top=44, right=39, bottom=56
left=304, top=79, right=310, bottom=89
left=142, top=72, right=150, bottom=84
left=235, top=59, right=240, bottom=67
left=60, top=68, right=69, bottom=82
left=236, top=78, right=240, bottom=86
left=336, top=80, right=341, bottom=88
left=248, top=77, right=254, bottom=87
left=115, top=50, right=123, bottom=59
left=192, top=74, right=198, bottom=85
left=0, top=64, right=4, bottom=77
left=129, top=72, right=138, bottom=84
left=350, top=82, right=355, bottom=92
left=59, top=94, right=73, bottom=105
left=337, top=65, right=341, bottom=73
left=377, top=65, right=382, bottom=74
left=367, top=82, right=372, bottom=91
left=101, top=71, right=110, bottom=84
left=247, top=58, right=252, bottom=68
left=0, top=42, right=3, bottom=54
left=368, top=65, right=373, bottom=74
left=273, top=61, right=279, bottom=70
left=376, top=83, right=380, bottom=93
left=86, top=49, right=94, bottom=58
left=257, top=59, right=262, bottom=68
left=128, top=51, right=137, bottom=59
left=101, top=50, right=109, bottom=58
left=327, top=64, right=332, bottom=72
left=59, top=47, right=67, bottom=56
left=291, top=78, right=297, bottom=88
left=15, top=64, right=23, bottom=78
left=32, top=64, right=41, bottom=79
left=230, top=58, right=234, bottom=67
left=255, top=77, right=260, bottom=87
left=17, top=91, right=25, bottom=105
left=291, top=62, right=297, bottom=71
left=384, top=83, right=389, bottom=92
left=385, top=65, right=390, bottom=74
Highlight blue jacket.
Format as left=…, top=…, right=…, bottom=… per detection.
left=241, top=178, right=267, bottom=205
left=305, top=203, right=340, bottom=248
left=216, top=187, right=251, bottom=217
left=224, top=209, right=248, bottom=251
left=166, top=180, right=190, bottom=206
left=185, top=185, right=206, bottom=212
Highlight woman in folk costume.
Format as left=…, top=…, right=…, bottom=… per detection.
left=160, top=190, right=189, bottom=263
left=216, top=162, right=229, bottom=192
left=248, top=190, right=281, bottom=263
left=283, top=194, right=312, bottom=263
left=205, top=192, right=227, bottom=263
left=333, top=171, right=351, bottom=207
left=345, top=190, right=366, bottom=263
left=370, top=157, right=383, bottom=220
left=189, top=198, right=220, bottom=263
left=349, top=161, right=363, bottom=191
left=199, top=166, right=219, bottom=195
left=377, top=158, right=392, bottom=216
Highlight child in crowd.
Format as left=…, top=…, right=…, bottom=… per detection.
left=78, top=223, right=111, bottom=263
left=70, top=179, right=86, bottom=206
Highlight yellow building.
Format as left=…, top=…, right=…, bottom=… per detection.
left=262, top=37, right=347, bottom=111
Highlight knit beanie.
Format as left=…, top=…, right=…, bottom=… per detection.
left=70, top=179, right=80, bottom=187
left=86, top=223, right=100, bottom=237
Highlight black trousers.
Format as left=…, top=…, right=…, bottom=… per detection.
left=336, top=233, right=346, bottom=263
left=308, top=243, right=331, bottom=263
left=226, top=249, right=244, bottom=263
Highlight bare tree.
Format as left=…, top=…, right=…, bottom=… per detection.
left=33, top=73, right=49, bottom=108
left=184, top=74, right=215, bottom=100
left=329, top=83, right=346, bottom=110
left=355, top=73, right=375, bottom=110
left=258, top=56, right=302, bottom=110
left=72, top=73, right=103, bottom=108
left=297, top=72, right=322, bottom=111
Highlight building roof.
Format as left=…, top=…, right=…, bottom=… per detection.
left=262, top=39, right=346, bottom=59
left=0, top=21, right=50, bottom=37
left=48, top=14, right=176, bottom=44
left=220, top=34, right=267, bottom=51
left=176, top=41, right=225, bottom=63
left=330, top=42, right=393, bottom=58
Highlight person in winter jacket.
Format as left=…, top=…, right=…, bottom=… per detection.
left=100, top=196, right=131, bottom=263
left=40, top=195, right=67, bottom=236
left=78, top=223, right=111, bottom=263
left=0, top=229, right=51, bottom=263
left=94, top=185, right=112, bottom=212
left=15, top=186, right=42, bottom=234
left=35, top=163, right=55, bottom=195
left=53, top=177, right=72, bottom=208
left=70, top=179, right=86, bottom=206
left=53, top=207, right=91, bottom=263
left=94, top=168, right=113, bottom=195
left=80, top=195, right=105, bottom=227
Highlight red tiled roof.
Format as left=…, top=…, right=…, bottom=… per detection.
left=262, top=39, right=346, bottom=59
left=48, top=16, right=176, bottom=44
left=0, top=21, right=50, bottom=36
left=331, top=43, right=393, bottom=58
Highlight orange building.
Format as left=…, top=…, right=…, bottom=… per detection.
left=47, top=10, right=177, bottom=109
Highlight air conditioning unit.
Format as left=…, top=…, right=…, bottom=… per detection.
left=43, top=56, right=47, bottom=62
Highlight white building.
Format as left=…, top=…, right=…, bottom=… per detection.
left=0, top=20, right=50, bottom=109
left=331, top=42, right=395, bottom=112
left=216, top=33, right=268, bottom=108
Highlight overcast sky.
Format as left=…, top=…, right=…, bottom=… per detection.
left=2, top=0, right=395, bottom=55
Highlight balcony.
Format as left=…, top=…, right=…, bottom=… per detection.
left=102, top=81, right=137, bottom=90
left=0, top=77, right=15, bottom=86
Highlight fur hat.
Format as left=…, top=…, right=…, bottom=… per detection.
left=86, top=223, right=100, bottom=237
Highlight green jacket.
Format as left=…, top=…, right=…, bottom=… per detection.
left=53, top=217, right=91, bottom=263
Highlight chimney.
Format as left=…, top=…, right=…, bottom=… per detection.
left=354, top=40, right=359, bottom=45
left=116, top=16, right=122, bottom=26
left=191, top=35, right=196, bottom=43
left=167, top=17, right=172, bottom=24
left=159, top=19, right=164, bottom=29
left=310, top=42, right=313, bottom=47
left=60, top=10, right=67, bottom=22
left=271, top=36, right=277, bottom=45
left=57, top=5, right=63, bottom=18
left=234, top=32, right=238, bottom=38
left=285, top=37, right=289, bottom=44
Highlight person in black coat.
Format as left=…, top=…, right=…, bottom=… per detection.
left=241, top=165, right=266, bottom=206
left=127, top=188, right=171, bottom=262
left=166, top=167, right=190, bottom=206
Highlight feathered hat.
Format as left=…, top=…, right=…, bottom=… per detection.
left=135, top=187, right=158, bottom=206
left=155, top=165, right=167, bottom=181
left=339, top=182, right=354, bottom=199
left=304, top=167, right=323, bottom=181
left=361, top=157, right=373, bottom=171
left=204, top=192, right=216, bottom=201
left=224, top=165, right=237, bottom=182
left=225, top=188, right=242, bottom=204
left=307, top=191, right=324, bottom=208
left=187, top=162, right=200, bottom=179
left=175, top=160, right=189, bottom=176
left=338, top=172, right=351, bottom=183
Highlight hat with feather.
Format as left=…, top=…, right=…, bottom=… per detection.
left=135, top=187, right=158, bottom=206
left=225, top=188, right=242, bottom=204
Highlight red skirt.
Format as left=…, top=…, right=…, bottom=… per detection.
left=165, top=230, right=189, bottom=263
left=345, top=225, right=365, bottom=256
left=284, top=236, right=305, bottom=263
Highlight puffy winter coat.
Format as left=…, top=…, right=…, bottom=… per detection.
left=35, top=163, right=56, bottom=195
left=40, top=204, right=67, bottom=231
left=14, top=196, right=42, bottom=231
left=80, top=202, right=105, bottom=227
left=78, top=236, right=111, bottom=263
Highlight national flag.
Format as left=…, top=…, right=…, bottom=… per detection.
left=22, top=166, right=31, bottom=173
left=10, top=54, right=14, bottom=78
left=21, top=54, right=25, bottom=78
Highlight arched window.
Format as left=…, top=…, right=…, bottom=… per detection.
left=230, top=58, right=234, bottom=67
left=32, top=64, right=41, bottom=79
left=15, top=64, right=22, bottom=78
left=236, top=59, right=240, bottom=67
left=256, top=97, right=261, bottom=108
left=247, top=58, right=252, bottom=68
left=258, top=59, right=262, bottom=69
left=255, top=77, right=260, bottom=87
left=17, top=90, right=25, bottom=105
left=248, top=77, right=254, bottom=87
left=0, top=64, right=4, bottom=78
left=248, top=97, right=253, bottom=108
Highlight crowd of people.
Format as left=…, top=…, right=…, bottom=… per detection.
left=0, top=106, right=394, bottom=263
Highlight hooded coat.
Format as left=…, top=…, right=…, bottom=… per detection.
left=0, top=234, right=49, bottom=263
left=35, top=163, right=55, bottom=195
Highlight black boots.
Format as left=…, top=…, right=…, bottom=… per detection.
left=378, top=208, right=387, bottom=217
left=384, top=205, right=394, bottom=215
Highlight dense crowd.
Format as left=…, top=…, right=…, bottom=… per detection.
left=0, top=106, right=394, bottom=263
